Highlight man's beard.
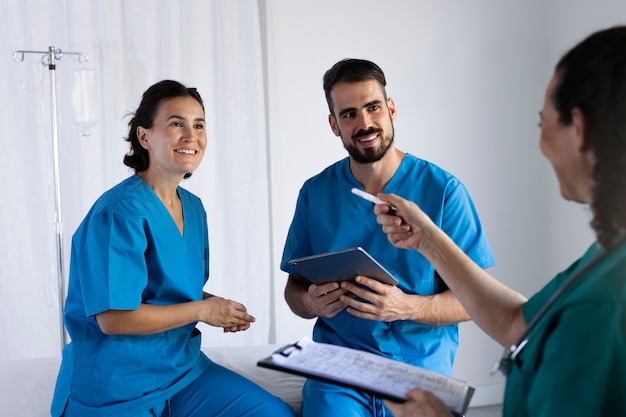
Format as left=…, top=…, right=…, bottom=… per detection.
left=343, top=125, right=395, bottom=164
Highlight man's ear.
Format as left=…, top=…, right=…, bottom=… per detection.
left=136, top=126, right=150, bottom=150
left=328, top=114, right=340, bottom=137
left=571, top=107, right=587, bottom=151
left=387, top=97, right=397, bottom=122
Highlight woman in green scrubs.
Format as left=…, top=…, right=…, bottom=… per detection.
left=368, top=26, right=626, bottom=417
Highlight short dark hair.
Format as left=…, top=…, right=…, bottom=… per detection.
left=123, top=80, right=204, bottom=179
left=551, top=26, right=626, bottom=247
left=323, top=58, right=387, bottom=115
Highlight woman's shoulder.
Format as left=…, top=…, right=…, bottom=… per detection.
left=90, top=175, right=149, bottom=212
left=533, top=241, right=626, bottom=316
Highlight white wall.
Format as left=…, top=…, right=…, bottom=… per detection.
left=542, top=0, right=626, bottom=275
left=262, top=0, right=625, bottom=405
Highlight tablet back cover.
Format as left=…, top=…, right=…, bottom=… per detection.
left=287, top=247, right=398, bottom=285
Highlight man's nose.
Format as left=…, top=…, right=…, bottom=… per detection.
left=355, top=110, right=373, bottom=129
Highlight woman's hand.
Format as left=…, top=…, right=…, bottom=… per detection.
left=384, top=388, right=453, bottom=417
left=199, top=295, right=256, bottom=332
left=375, top=193, right=434, bottom=251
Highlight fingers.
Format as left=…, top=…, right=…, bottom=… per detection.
left=202, top=297, right=256, bottom=329
left=224, top=299, right=256, bottom=323
left=374, top=194, right=419, bottom=250
left=384, top=388, right=453, bottom=417
left=375, top=203, right=411, bottom=235
left=377, top=193, right=405, bottom=209
left=386, top=229, right=415, bottom=245
left=341, top=276, right=383, bottom=301
left=308, top=283, right=349, bottom=318
left=223, top=323, right=251, bottom=333
left=339, top=277, right=384, bottom=320
left=309, top=282, right=339, bottom=297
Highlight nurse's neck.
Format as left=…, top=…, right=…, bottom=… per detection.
left=137, top=170, right=181, bottom=209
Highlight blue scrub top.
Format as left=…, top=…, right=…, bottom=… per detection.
left=51, top=175, right=211, bottom=416
left=281, top=155, right=495, bottom=376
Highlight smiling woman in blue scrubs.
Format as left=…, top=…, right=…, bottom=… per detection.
left=50, top=80, right=296, bottom=417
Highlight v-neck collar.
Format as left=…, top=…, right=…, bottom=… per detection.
left=134, top=175, right=186, bottom=238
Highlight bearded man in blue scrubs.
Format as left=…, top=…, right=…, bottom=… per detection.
left=280, top=59, right=496, bottom=417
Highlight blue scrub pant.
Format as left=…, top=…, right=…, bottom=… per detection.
left=61, top=360, right=295, bottom=417
left=302, top=379, right=392, bottom=417
left=164, top=361, right=297, bottom=417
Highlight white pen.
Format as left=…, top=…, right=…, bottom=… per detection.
left=351, top=188, right=397, bottom=212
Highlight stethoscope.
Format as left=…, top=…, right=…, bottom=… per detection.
left=491, top=235, right=626, bottom=377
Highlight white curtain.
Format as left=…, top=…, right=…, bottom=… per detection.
left=0, top=0, right=273, bottom=361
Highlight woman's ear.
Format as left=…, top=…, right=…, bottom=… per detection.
left=136, top=126, right=150, bottom=150
left=571, top=107, right=588, bottom=151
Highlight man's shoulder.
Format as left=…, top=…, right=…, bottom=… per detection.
left=304, top=158, right=348, bottom=186
left=401, top=153, right=459, bottom=184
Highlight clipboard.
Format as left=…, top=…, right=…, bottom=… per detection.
left=257, top=336, right=474, bottom=417
left=287, top=247, right=399, bottom=286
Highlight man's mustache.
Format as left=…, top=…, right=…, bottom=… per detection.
left=352, top=128, right=382, bottom=141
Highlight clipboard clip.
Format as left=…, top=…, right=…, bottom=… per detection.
left=275, top=341, right=303, bottom=357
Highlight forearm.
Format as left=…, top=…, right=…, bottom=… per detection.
left=419, top=228, right=527, bottom=346
left=407, top=290, right=470, bottom=326
left=284, top=275, right=317, bottom=319
left=96, top=301, right=202, bottom=335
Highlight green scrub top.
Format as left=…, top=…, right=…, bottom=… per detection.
left=504, top=240, right=626, bottom=416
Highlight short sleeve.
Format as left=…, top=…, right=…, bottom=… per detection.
left=75, top=210, right=148, bottom=316
left=280, top=186, right=312, bottom=274
left=440, top=181, right=496, bottom=269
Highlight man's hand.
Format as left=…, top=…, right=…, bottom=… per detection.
left=307, top=282, right=351, bottom=318
left=339, top=275, right=413, bottom=322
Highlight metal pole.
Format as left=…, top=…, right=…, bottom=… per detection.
left=12, top=46, right=87, bottom=351
left=47, top=46, right=68, bottom=347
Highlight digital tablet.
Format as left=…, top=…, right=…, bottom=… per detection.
left=287, top=247, right=399, bottom=286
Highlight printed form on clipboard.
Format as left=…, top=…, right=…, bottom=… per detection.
left=257, top=335, right=475, bottom=417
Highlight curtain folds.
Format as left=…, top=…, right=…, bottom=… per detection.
left=0, top=0, right=272, bottom=361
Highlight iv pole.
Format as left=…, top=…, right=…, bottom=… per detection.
left=12, top=46, right=88, bottom=350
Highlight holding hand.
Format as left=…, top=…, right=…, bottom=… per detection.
left=307, top=282, right=351, bottom=318
left=200, top=295, right=256, bottom=333
left=374, top=193, right=435, bottom=251
left=384, top=388, right=453, bottom=417
left=340, top=276, right=413, bottom=322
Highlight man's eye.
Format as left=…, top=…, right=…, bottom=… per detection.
left=369, top=105, right=380, bottom=112
left=173, top=121, right=183, bottom=127
left=195, top=124, right=205, bottom=129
